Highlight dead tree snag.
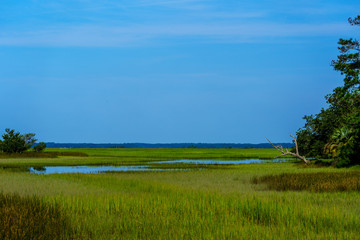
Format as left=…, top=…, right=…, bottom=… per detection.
left=266, top=134, right=310, bottom=164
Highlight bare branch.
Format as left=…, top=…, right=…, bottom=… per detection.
left=266, top=137, right=285, bottom=154
left=290, top=133, right=299, bottom=155
left=266, top=134, right=310, bottom=164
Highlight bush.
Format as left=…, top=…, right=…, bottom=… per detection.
left=33, top=142, right=47, bottom=152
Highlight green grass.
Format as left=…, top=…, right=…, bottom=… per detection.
left=0, top=148, right=284, bottom=167
left=0, top=148, right=359, bottom=239
left=0, top=151, right=88, bottom=158
left=47, top=147, right=281, bottom=159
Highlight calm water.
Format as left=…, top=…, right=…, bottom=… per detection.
left=29, top=158, right=295, bottom=174
left=29, top=166, right=169, bottom=174
left=155, top=158, right=293, bottom=164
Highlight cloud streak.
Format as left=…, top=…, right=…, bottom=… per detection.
left=0, top=22, right=352, bottom=47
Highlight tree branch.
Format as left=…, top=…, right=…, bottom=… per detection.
left=267, top=135, right=310, bottom=164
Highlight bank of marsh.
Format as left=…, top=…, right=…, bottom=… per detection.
left=0, top=148, right=359, bottom=239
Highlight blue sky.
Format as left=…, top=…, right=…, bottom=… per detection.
left=0, top=0, right=359, bottom=143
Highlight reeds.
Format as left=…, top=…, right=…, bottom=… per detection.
left=0, top=152, right=58, bottom=158
left=252, top=171, right=360, bottom=192
left=51, top=152, right=88, bottom=157
left=48, top=148, right=282, bottom=159
left=0, top=193, right=72, bottom=240
left=0, top=151, right=88, bottom=158
left=0, top=149, right=359, bottom=239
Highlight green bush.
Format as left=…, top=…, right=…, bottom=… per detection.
left=33, top=142, right=47, bottom=153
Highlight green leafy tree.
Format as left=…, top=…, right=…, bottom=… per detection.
left=297, top=15, right=360, bottom=167
left=330, top=16, right=360, bottom=103
left=33, top=142, right=47, bottom=153
left=0, top=129, right=41, bottom=154
left=0, top=129, right=27, bottom=153
left=23, top=133, right=37, bottom=149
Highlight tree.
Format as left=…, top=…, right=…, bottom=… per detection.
left=33, top=142, right=47, bottom=153
left=296, top=15, right=360, bottom=167
left=330, top=16, right=360, bottom=103
left=23, top=133, right=37, bottom=149
left=0, top=129, right=27, bottom=153
left=0, top=129, right=40, bottom=154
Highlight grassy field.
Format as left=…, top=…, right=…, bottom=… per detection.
left=0, top=148, right=359, bottom=239
left=0, top=148, right=282, bottom=167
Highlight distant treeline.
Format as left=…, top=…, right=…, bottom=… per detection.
left=45, top=142, right=294, bottom=149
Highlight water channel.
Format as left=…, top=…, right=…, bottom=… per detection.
left=29, top=158, right=296, bottom=174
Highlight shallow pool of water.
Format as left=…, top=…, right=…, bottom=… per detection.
left=29, top=158, right=295, bottom=174
left=155, top=158, right=293, bottom=164
left=29, top=166, right=171, bottom=174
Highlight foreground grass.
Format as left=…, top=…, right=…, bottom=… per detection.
left=0, top=149, right=359, bottom=239
left=0, top=193, right=72, bottom=239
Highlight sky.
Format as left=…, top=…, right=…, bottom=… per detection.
left=1, top=0, right=360, bottom=143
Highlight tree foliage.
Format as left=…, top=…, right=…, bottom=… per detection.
left=0, top=129, right=27, bottom=153
left=23, top=133, right=37, bottom=150
left=0, top=129, right=40, bottom=154
left=296, top=15, right=360, bottom=167
left=33, top=142, right=47, bottom=153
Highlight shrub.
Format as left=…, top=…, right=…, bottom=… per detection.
left=33, top=142, right=47, bottom=152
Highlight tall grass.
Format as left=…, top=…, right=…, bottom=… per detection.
left=0, top=149, right=359, bottom=239
left=46, top=183, right=360, bottom=239
left=0, top=192, right=72, bottom=239
left=252, top=171, right=360, bottom=192
left=0, top=151, right=88, bottom=158
left=47, top=148, right=282, bottom=159
left=0, top=166, right=359, bottom=239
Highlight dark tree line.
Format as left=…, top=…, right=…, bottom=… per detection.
left=296, top=15, right=360, bottom=167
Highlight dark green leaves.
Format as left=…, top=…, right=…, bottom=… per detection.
left=297, top=14, right=360, bottom=167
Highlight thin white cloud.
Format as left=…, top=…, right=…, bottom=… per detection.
left=0, top=22, right=353, bottom=47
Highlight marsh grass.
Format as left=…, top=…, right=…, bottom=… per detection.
left=0, top=152, right=88, bottom=158
left=0, top=193, right=73, bottom=240
left=0, top=149, right=359, bottom=239
left=47, top=148, right=282, bottom=159
left=0, top=152, right=58, bottom=158
left=51, top=192, right=359, bottom=239
left=0, top=148, right=289, bottom=168
left=252, top=171, right=360, bottom=192
left=51, top=152, right=89, bottom=157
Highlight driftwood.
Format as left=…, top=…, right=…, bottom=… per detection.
left=266, top=134, right=310, bottom=164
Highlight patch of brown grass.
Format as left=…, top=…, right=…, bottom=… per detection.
left=252, top=171, right=360, bottom=192
left=0, top=193, right=73, bottom=239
